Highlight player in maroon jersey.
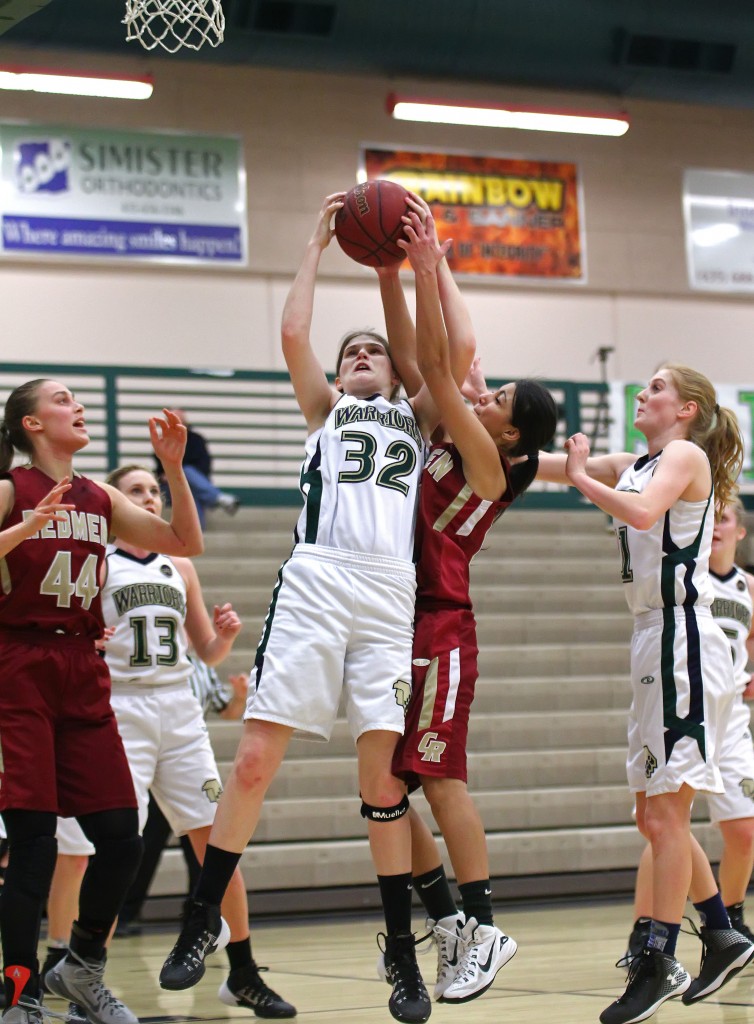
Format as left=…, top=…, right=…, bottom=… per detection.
left=378, top=203, right=557, bottom=1004
left=0, top=378, right=203, bottom=1024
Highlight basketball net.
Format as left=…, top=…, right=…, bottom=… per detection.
left=124, top=0, right=225, bottom=52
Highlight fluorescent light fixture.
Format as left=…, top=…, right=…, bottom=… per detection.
left=387, top=94, right=629, bottom=137
left=0, top=67, right=153, bottom=100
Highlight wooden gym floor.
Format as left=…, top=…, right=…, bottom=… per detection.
left=69, top=901, right=754, bottom=1023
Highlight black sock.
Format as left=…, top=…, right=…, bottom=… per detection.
left=69, top=921, right=107, bottom=962
left=226, top=937, right=253, bottom=973
left=413, top=866, right=458, bottom=923
left=694, top=893, right=731, bottom=931
left=458, top=880, right=493, bottom=927
left=726, top=901, right=746, bottom=930
left=378, top=872, right=413, bottom=936
left=194, top=845, right=242, bottom=908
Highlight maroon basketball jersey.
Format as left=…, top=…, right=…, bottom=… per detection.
left=415, top=443, right=514, bottom=608
left=0, top=466, right=112, bottom=637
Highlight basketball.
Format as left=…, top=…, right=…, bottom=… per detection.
left=334, top=180, right=410, bottom=267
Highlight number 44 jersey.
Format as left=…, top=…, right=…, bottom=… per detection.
left=0, top=466, right=111, bottom=638
left=101, top=546, right=191, bottom=686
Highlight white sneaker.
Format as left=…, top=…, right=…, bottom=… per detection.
left=430, top=912, right=467, bottom=998
left=45, top=950, right=138, bottom=1024
left=439, top=917, right=517, bottom=1004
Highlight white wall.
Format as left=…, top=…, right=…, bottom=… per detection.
left=1, top=47, right=754, bottom=382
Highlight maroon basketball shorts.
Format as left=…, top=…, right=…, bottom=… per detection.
left=0, top=631, right=137, bottom=816
left=393, top=607, right=478, bottom=786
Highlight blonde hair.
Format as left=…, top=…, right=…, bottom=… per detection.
left=662, top=363, right=744, bottom=515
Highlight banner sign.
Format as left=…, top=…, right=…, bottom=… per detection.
left=362, top=145, right=585, bottom=281
left=0, top=124, right=247, bottom=265
left=608, top=381, right=754, bottom=484
left=683, top=169, right=754, bottom=292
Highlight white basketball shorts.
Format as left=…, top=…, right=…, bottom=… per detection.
left=56, top=815, right=95, bottom=856
left=110, top=681, right=224, bottom=836
left=626, top=607, right=735, bottom=797
left=703, top=697, right=754, bottom=823
left=247, top=544, right=416, bottom=741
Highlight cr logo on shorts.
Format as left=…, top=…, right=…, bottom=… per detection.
left=418, top=731, right=447, bottom=764
left=202, top=778, right=223, bottom=803
left=393, top=679, right=411, bottom=711
left=643, top=745, right=658, bottom=779
left=640, top=675, right=655, bottom=685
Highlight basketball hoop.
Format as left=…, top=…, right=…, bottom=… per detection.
left=124, top=0, right=225, bottom=53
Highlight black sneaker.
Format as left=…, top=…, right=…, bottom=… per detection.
left=682, top=926, right=754, bottom=1003
left=381, top=933, right=431, bottom=1024
left=218, top=962, right=297, bottom=1019
left=600, top=948, right=690, bottom=1024
left=159, top=897, right=230, bottom=991
left=616, top=918, right=652, bottom=971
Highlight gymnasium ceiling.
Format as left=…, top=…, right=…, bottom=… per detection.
left=3, top=0, right=754, bottom=111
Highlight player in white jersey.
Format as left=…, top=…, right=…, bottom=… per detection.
left=622, top=497, right=754, bottom=963
left=161, top=193, right=440, bottom=1024
left=101, top=465, right=295, bottom=1019
left=535, top=364, right=753, bottom=1024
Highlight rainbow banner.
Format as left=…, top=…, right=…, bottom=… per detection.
left=362, top=146, right=585, bottom=281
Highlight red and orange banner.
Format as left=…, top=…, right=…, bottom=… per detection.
left=363, top=146, right=584, bottom=281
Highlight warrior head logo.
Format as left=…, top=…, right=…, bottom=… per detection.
left=740, top=778, right=754, bottom=800
left=202, top=778, right=223, bottom=803
left=393, top=679, right=411, bottom=711
left=643, top=745, right=658, bottom=779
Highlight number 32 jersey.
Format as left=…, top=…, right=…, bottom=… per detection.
left=101, top=546, right=191, bottom=687
left=294, top=394, right=425, bottom=561
left=0, top=466, right=111, bottom=638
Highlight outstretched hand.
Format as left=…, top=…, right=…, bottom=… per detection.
left=28, top=478, right=75, bottom=531
left=311, top=192, right=346, bottom=251
left=214, top=602, right=242, bottom=641
left=397, top=210, right=452, bottom=274
left=564, top=433, right=591, bottom=481
left=149, top=409, right=186, bottom=472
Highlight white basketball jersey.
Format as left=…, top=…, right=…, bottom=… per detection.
left=294, top=394, right=425, bottom=561
left=101, top=545, right=191, bottom=686
left=711, top=565, right=753, bottom=694
left=613, top=449, right=714, bottom=616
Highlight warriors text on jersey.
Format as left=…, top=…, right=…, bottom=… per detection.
left=415, top=443, right=514, bottom=607
left=711, top=565, right=753, bottom=694
left=0, top=466, right=111, bottom=637
left=294, top=394, right=425, bottom=561
left=101, top=546, right=190, bottom=686
left=613, top=450, right=714, bottom=616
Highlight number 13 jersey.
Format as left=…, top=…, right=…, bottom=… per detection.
left=294, top=394, right=425, bottom=561
left=101, top=545, right=191, bottom=686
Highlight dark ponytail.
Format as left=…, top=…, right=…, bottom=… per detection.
left=0, top=379, right=48, bottom=473
left=507, top=380, right=558, bottom=496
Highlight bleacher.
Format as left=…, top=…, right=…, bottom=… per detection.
left=141, top=504, right=726, bottom=920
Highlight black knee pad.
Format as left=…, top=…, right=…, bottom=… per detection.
left=89, top=833, right=144, bottom=882
left=360, top=795, right=409, bottom=822
left=5, top=834, right=58, bottom=901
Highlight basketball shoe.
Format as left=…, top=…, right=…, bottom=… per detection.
left=159, top=897, right=230, bottom=991
left=3, top=999, right=44, bottom=1024
left=439, top=917, right=516, bottom=1004
left=218, top=961, right=297, bottom=1019
left=727, top=904, right=754, bottom=944
left=428, top=912, right=466, bottom=998
left=682, top=925, right=754, bottom=1003
left=381, top=933, right=431, bottom=1024
left=599, top=948, right=690, bottom=1024
left=44, top=949, right=137, bottom=1024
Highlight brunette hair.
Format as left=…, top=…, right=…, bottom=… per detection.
left=0, top=378, right=49, bottom=473
left=506, top=379, right=559, bottom=496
